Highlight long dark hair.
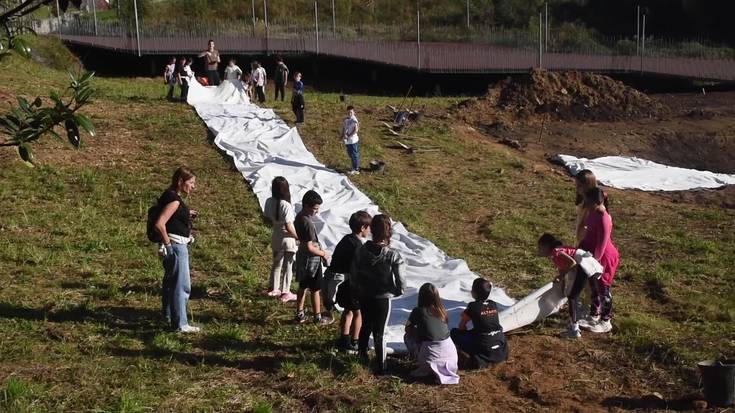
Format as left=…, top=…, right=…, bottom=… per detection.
left=417, top=283, right=448, bottom=322
left=370, top=214, right=392, bottom=246
left=584, top=187, right=606, bottom=209
left=271, top=176, right=291, bottom=220
left=575, top=169, right=609, bottom=210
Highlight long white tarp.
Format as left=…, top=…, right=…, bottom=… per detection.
left=188, top=79, right=564, bottom=349
left=556, top=154, right=735, bottom=191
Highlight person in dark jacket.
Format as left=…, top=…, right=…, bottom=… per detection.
left=351, top=214, right=406, bottom=373
left=324, top=211, right=372, bottom=352
left=450, top=278, right=508, bottom=369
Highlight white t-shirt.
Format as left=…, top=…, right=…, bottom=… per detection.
left=264, top=197, right=295, bottom=237
left=342, top=115, right=359, bottom=145
left=224, top=65, right=242, bottom=81
left=164, top=63, right=175, bottom=84
left=254, top=67, right=267, bottom=87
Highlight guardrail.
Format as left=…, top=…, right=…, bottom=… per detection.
left=45, top=17, right=735, bottom=82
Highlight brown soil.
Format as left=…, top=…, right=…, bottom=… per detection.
left=455, top=69, right=663, bottom=123
left=457, top=86, right=735, bottom=209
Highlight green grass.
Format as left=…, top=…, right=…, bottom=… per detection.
left=0, top=35, right=734, bottom=411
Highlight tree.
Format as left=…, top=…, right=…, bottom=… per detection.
left=1, top=0, right=95, bottom=165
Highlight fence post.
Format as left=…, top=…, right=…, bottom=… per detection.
left=263, top=0, right=269, bottom=54
left=91, top=0, right=97, bottom=36
left=545, top=2, right=548, bottom=52
left=331, top=0, right=336, bottom=37
left=251, top=0, right=256, bottom=37
left=55, top=0, right=61, bottom=38
left=416, top=0, right=421, bottom=70
left=538, top=12, right=542, bottom=68
left=133, top=0, right=141, bottom=56
left=636, top=5, right=640, bottom=56
left=314, top=0, right=319, bottom=54
left=640, top=13, right=646, bottom=73
left=466, top=0, right=470, bottom=29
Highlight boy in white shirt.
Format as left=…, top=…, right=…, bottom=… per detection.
left=341, top=106, right=360, bottom=175
left=253, top=61, right=267, bottom=103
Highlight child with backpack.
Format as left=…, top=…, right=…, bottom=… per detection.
left=538, top=233, right=604, bottom=339
left=294, top=190, right=331, bottom=325
left=450, top=278, right=508, bottom=369
left=404, top=283, right=460, bottom=384
left=323, top=211, right=372, bottom=352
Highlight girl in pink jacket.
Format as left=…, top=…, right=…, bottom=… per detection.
left=578, top=187, right=619, bottom=333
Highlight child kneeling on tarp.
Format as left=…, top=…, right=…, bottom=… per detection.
left=404, top=283, right=459, bottom=384
left=537, top=233, right=604, bottom=339
left=450, top=278, right=508, bottom=369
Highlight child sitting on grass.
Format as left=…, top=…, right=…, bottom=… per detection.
left=538, top=233, right=602, bottom=339
left=294, top=190, right=331, bottom=325
left=324, top=211, right=372, bottom=353
left=450, top=278, right=508, bottom=369
left=404, top=283, right=459, bottom=384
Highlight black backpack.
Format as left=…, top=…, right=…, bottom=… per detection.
left=146, top=202, right=163, bottom=243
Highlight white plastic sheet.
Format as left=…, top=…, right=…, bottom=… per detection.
left=556, top=154, right=735, bottom=191
left=188, top=80, right=564, bottom=350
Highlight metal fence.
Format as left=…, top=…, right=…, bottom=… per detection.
left=40, top=15, right=735, bottom=81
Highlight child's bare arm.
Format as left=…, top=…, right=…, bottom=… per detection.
left=458, top=312, right=471, bottom=330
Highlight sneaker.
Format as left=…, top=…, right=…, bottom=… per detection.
left=316, top=315, right=335, bottom=326
left=348, top=170, right=360, bottom=175
left=578, top=315, right=600, bottom=331
left=178, top=325, right=201, bottom=334
left=295, top=311, right=308, bottom=324
left=588, top=319, right=612, bottom=333
left=279, top=292, right=297, bottom=303
left=266, top=289, right=281, bottom=297
left=560, top=328, right=582, bottom=339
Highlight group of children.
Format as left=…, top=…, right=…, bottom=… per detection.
left=163, top=56, right=193, bottom=102
left=538, top=169, right=619, bottom=339
left=263, top=176, right=509, bottom=382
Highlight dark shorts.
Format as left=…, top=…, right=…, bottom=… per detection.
left=336, top=280, right=360, bottom=311
left=295, top=251, right=323, bottom=291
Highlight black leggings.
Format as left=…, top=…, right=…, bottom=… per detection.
left=567, top=268, right=589, bottom=323
left=275, top=83, right=286, bottom=101
left=358, top=297, right=391, bottom=370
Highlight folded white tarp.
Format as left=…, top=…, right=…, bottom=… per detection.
left=556, top=154, right=735, bottom=191
left=188, top=80, right=565, bottom=350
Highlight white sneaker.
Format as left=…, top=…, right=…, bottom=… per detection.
left=578, top=316, right=600, bottom=331
left=587, top=319, right=612, bottom=333
left=348, top=170, right=360, bottom=175
left=178, top=325, right=201, bottom=333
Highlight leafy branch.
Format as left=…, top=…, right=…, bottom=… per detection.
left=0, top=71, right=96, bottom=165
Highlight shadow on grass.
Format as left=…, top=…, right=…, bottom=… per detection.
left=601, top=395, right=702, bottom=411
left=0, top=301, right=219, bottom=330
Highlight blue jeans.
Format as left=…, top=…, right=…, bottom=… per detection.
left=345, top=143, right=360, bottom=171
left=162, top=244, right=191, bottom=329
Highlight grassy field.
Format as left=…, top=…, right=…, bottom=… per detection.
left=0, top=36, right=733, bottom=412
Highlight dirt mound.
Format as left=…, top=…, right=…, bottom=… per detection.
left=456, top=69, right=663, bottom=122
left=500, top=69, right=662, bottom=120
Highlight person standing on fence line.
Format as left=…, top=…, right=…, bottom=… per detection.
left=176, top=56, right=190, bottom=103
left=163, top=57, right=176, bottom=101
left=253, top=61, right=267, bottom=103
left=291, top=72, right=305, bottom=124
left=341, top=105, right=361, bottom=175
left=274, top=57, right=289, bottom=101
left=154, top=166, right=201, bottom=334
left=198, top=39, right=221, bottom=86
left=224, top=58, right=243, bottom=82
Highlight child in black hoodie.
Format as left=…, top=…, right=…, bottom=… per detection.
left=351, top=214, right=406, bottom=373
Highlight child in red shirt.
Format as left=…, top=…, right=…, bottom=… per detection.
left=538, top=233, right=590, bottom=339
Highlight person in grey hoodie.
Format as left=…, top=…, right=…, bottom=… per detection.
left=351, top=214, right=406, bottom=373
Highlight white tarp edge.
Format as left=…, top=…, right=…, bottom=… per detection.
left=187, top=79, right=565, bottom=350
left=555, top=154, right=735, bottom=191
